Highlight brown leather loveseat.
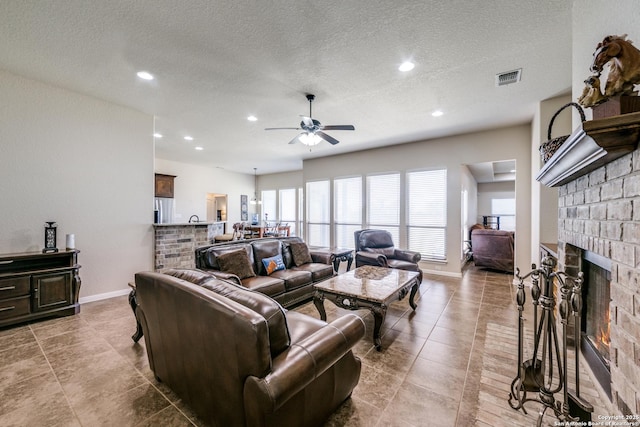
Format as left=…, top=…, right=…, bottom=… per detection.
left=195, top=237, right=334, bottom=308
left=135, top=269, right=365, bottom=427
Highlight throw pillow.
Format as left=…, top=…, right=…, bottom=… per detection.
left=261, top=254, right=285, bottom=275
left=217, top=249, right=256, bottom=279
left=290, top=242, right=313, bottom=267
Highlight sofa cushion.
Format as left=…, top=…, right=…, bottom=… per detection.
left=163, top=268, right=290, bottom=357
left=199, top=278, right=289, bottom=357
left=217, top=249, right=256, bottom=279
left=269, top=269, right=313, bottom=291
left=363, top=246, right=395, bottom=257
left=204, top=243, right=254, bottom=270
left=291, top=262, right=334, bottom=282
left=252, top=239, right=282, bottom=275
left=242, top=275, right=287, bottom=297
left=290, top=241, right=313, bottom=266
left=262, top=254, right=286, bottom=275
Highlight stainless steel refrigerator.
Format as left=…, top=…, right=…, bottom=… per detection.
left=154, top=197, right=174, bottom=224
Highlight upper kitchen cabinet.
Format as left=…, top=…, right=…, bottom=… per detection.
left=155, top=174, right=176, bottom=198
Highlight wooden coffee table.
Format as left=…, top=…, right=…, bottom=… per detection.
left=313, top=265, right=420, bottom=351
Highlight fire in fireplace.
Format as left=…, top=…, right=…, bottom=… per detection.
left=581, top=250, right=612, bottom=398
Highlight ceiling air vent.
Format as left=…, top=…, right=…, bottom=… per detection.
left=495, top=68, right=522, bottom=87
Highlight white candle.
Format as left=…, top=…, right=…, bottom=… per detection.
left=66, top=234, right=75, bottom=249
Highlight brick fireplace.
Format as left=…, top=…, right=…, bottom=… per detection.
left=537, top=113, right=640, bottom=415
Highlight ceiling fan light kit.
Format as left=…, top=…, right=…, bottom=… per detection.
left=265, top=94, right=355, bottom=146
left=299, top=133, right=322, bottom=146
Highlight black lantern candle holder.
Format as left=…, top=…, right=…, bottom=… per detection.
left=43, top=221, right=58, bottom=253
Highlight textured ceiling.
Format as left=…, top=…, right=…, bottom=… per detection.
left=0, top=0, right=573, bottom=174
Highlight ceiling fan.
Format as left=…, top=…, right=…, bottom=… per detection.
left=265, top=94, right=355, bottom=146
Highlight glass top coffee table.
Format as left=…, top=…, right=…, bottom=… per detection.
left=313, top=265, right=420, bottom=351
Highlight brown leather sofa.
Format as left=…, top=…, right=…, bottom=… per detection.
left=135, top=269, right=365, bottom=427
left=354, top=229, right=423, bottom=283
left=195, top=237, right=335, bottom=308
left=470, top=227, right=515, bottom=273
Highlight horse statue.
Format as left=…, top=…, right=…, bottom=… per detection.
left=577, top=75, right=607, bottom=107
left=590, top=34, right=640, bottom=97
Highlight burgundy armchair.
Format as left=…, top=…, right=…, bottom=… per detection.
left=354, top=229, right=423, bottom=283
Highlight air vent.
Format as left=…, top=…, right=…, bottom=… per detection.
left=495, top=68, right=522, bottom=86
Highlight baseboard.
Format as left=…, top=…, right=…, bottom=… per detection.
left=422, top=268, right=462, bottom=278
left=79, top=288, right=130, bottom=304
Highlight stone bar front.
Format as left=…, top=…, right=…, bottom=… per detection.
left=153, top=222, right=224, bottom=271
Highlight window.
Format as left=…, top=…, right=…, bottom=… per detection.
left=334, top=176, right=362, bottom=248
left=491, top=198, right=516, bottom=231
left=366, top=173, right=400, bottom=243
left=407, top=169, right=447, bottom=260
left=279, top=188, right=296, bottom=236
left=261, top=190, right=276, bottom=223
left=306, top=180, right=330, bottom=246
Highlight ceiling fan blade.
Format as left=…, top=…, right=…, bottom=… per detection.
left=321, top=125, right=355, bottom=131
left=288, top=133, right=304, bottom=144
left=265, top=127, right=300, bottom=131
left=316, top=131, right=340, bottom=145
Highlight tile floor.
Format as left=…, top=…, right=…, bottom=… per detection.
left=0, top=267, right=613, bottom=426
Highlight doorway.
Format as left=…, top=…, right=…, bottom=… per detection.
left=206, top=193, right=228, bottom=222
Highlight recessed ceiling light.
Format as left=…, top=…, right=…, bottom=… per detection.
left=431, top=110, right=444, bottom=117
left=136, top=71, right=154, bottom=80
left=398, top=61, right=415, bottom=72
left=247, top=115, right=258, bottom=122
left=184, top=136, right=194, bottom=141
left=153, top=133, right=163, bottom=138
left=195, top=146, right=204, bottom=151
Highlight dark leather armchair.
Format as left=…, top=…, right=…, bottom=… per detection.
left=354, top=229, right=422, bottom=283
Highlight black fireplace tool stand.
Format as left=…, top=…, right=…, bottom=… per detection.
left=508, top=255, right=593, bottom=425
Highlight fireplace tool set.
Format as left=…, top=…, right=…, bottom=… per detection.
left=508, top=255, right=593, bottom=425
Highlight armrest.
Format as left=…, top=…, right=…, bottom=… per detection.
left=393, top=249, right=421, bottom=263
left=243, top=314, right=365, bottom=412
left=309, top=250, right=332, bottom=265
left=355, top=251, right=388, bottom=267
left=204, top=270, right=242, bottom=286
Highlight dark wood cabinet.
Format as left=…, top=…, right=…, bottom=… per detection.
left=0, top=250, right=81, bottom=327
left=155, top=174, right=176, bottom=198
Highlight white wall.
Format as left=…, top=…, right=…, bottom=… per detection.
left=154, top=158, right=256, bottom=225
left=530, top=93, right=571, bottom=264
left=460, top=165, right=478, bottom=258
left=258, top=170, right=303, bottom=192
left=0, top=69, right=154, bottom=299
left=303, top=123, right=532, bottom=276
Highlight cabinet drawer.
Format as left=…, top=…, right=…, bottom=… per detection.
left=0, top=296, right=30, bottom=320
left=0, top=276, right=30, bottom=299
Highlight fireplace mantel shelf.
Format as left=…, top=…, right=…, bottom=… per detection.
left=536, top=112, right=640, bottom=187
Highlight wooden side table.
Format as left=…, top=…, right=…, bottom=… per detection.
left=310, top=247, right=354, bottom=272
